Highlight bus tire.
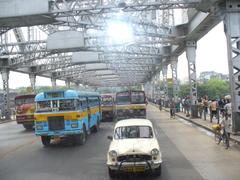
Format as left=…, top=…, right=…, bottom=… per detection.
left=77, top=125, right=87, bottom=145
left=23, top=124, right=33, bottom=130
left=92, top=118, right=100, bottom=133
left=41, top=136, right=51, bottom=146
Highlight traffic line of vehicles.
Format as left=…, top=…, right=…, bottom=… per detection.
left=14, top=89, right=162, bottom=177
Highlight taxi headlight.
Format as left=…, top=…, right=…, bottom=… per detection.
left=109, top=150, right=117, bottom=157
left=151, top=148, right=159, bottom=156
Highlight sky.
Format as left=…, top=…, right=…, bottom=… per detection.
left=177, top=22, right=228, bottom=81
left=0, top=22, right=228, bottom=89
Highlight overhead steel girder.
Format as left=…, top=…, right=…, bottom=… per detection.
left=1, top=38, right=169, bottom=56
left=52, top=0, right=201, bottom=15
left=171, top=2, right=224, bottom=56
left=0, top=0, right=177, bottom=35
left=0, top=27, right=11, bottom=35
left=0, top=0, right=57, bottom=28
left=44, top=0, right=195, bottom=32
left=36, top=55, right=157, bottom=75
left=56, top=66, right=150, bottom=80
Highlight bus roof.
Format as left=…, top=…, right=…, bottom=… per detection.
left=35, top=90, right=100, bottom=101
left=15, top=94, right=36, bottom=100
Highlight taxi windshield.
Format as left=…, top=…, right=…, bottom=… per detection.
left=114, top=126, right=153, bottom=139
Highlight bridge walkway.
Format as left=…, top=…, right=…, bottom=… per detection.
left=150, top=103, right=240, bottom=144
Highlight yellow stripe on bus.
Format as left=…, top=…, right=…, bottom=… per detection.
left=34, top=111, right=88, bottom=122
left=102, top=106, right=114, bottom=111
left=116, top=105, right=146, bottom=110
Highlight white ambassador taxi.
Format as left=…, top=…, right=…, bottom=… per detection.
left=107, top=119, right=162, bottom=177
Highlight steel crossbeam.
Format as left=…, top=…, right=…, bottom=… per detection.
left=51, top=0, right=201, bottom=15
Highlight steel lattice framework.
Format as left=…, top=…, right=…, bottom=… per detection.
left=0, top=0, right=218, bottom=87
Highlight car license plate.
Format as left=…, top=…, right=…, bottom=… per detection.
left=124, top=166, right=145, bottom=172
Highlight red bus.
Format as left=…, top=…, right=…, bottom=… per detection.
left=15, top=94, right=36, bottom=130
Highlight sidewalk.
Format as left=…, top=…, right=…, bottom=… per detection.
left=151, top=103, right=240, bottom=144
left=0, top=119, right=15, bottom=124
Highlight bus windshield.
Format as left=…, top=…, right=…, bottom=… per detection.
left=15, top=97, right=35, bottom=106
left=131, top=91, right=145, bottom=104
left=36, top=99, right=76, bottom=112
left=102, top=96, right=113, bottom=106
left=116, top=92, right=130, bottom=105
left=59, top=99, right=76, bottom=111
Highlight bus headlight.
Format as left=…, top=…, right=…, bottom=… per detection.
left=71, top=123, right=78, bottom=128
left=36, top=125, right=43, bottom=130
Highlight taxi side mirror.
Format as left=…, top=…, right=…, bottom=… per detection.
left=107, top=135, right=113, bottom=140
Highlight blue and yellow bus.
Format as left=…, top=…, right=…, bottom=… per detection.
left=34, top=90, right=102, bottom=146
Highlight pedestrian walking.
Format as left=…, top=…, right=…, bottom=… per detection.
left=169, top=99, right=176, bottom=118
left=210, top=99, right=218, bottom=123
left=158, top=98, right=162, bottom=111
left=203, top=96, right=209, bottom=120
left=197, top=98, right=203, bottom=118
left=184, top=96, right=191, bottom=117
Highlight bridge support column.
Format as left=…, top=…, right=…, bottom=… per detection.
left=51, top=78, right=57, bottom=89
left=186, top=41, right=198, bottom=118
left=224, top=0, right=240, bottom=132
left=151, top=78, right=155, bottom=101
left=29, top=74, right=36, bottom=93
left=29, top=67, right=37, bottom=93
left=51, top=73, right=57, bottom=89
left=0, top=68, right=10, bottom=120
left=162, top=63, right=169, bottom=107
left=74, top=82, right=80, bottom=90
left=65, top=79, right=70, bottom=89
left=171, top=56, right=179, bottom=102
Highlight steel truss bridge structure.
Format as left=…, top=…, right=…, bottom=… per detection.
left=0, top=0, right=240, bottom=132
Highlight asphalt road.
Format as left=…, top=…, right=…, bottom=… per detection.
left=0, top=105, right=240, bottom=180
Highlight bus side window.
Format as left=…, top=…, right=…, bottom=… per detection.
left=80, top=97, right=87, bottom=110
left=76, top=100, right=81, bottom=109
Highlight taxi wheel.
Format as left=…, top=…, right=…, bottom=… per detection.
left=153, top=164, right=162, bottom=176
left=41, top=136, right=51, bottom=146
left=108, top=167, right=116, bottom=178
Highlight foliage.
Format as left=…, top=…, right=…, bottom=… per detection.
left=179, top=78, right=230, bottom=100
left=197, top=78, right=230, bottom=100
left=178, top=84, right=190, bottom=98
left=15, top=86, right=67, bottom=94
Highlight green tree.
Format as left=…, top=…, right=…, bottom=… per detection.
left=179, top=84, right=190, bottom=98
left=178, top=78, right=230, bottom=100
left=198, top=78, right=230, bottom=100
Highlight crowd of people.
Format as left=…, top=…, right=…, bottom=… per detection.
left=153, top=95, right=232, bottom=146
left=154, top=95, right=232, bottom=126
